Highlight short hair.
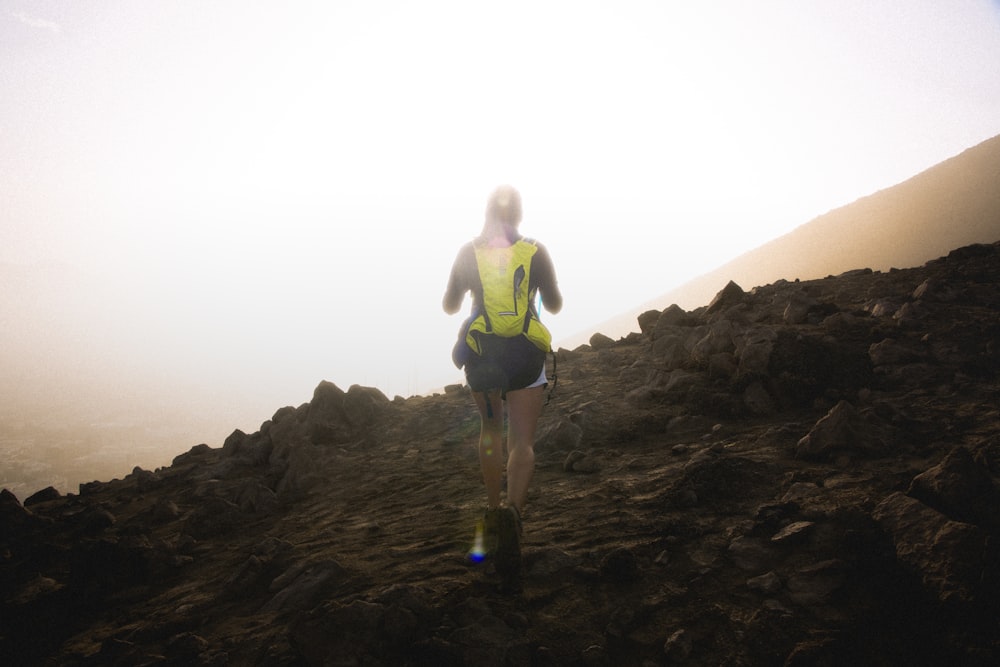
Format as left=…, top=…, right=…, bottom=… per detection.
left=486, top=185, right=522, bottom=226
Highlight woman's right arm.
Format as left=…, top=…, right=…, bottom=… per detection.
left=534, top=244, right=563, bottom=314
left=442, top=245, right=471, bottom=314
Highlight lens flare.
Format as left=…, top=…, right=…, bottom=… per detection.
left=467, top=519, right=486, bottom=563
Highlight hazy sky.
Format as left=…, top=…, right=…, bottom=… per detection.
left=3, top=1, right=1000, bottom=430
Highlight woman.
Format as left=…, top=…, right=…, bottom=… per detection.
left=443, top=185, right=562, bottom=574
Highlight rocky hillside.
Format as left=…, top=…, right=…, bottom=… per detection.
left=2, top=241, right=999, bottom=666
left=570, top=133, right=1000, bottom=347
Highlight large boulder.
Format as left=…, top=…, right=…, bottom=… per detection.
left=706, top=280, right=746, bottom=314
left=796, top=401, right=896, bottom=461
left=306, top=381, right=352, bottom=444
left=343, top=384, right=391, bottom=428
left=873, top=492, right=1000, bottom=607
left=734, top=326, right=777, bottom=378
left=691, top=318, right=735, bottom=364
left=907, top=446, right=1000, bottom=533
left=303, top=382, right=390, bottom=444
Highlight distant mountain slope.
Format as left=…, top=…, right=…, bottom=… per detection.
left=562, top=133, right=1000, bottom=347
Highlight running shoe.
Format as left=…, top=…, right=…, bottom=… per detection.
left=494, top=505, right=522, bottom=579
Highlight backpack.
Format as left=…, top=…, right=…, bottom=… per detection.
left=463, top=238, right=552, bottom=357
left=451, top=237, right=560, bottom=408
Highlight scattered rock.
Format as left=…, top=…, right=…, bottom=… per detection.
left=747, top=570, right=783, bottom=595
left=264, top=559, right=353, bottom=613
left=771, top=520, right=815, bottom=544
left=589, top=332, right=616, bottom=349
left=663, top=629, right=693, bottom=661
left=537, top=418, right=584, bottom=452
left=599, top=547, right=639, bottom=582
left=563, top=449, right=601, bottom=473
left=783, top=292, right=819, bottom=324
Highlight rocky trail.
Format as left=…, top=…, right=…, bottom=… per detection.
left=2, top=241, right=999, bottom=666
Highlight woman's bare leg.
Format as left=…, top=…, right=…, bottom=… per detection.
left=472, top=391, right=506, bottom=509
left=504, top=385, right=545, bottom=512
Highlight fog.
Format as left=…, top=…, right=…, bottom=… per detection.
left=3, top=1, right=1000, bottom=496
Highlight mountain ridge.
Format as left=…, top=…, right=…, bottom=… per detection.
left=560, top=133, right=1000, bottom=349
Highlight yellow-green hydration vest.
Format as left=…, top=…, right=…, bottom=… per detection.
left=465, top=238, right=552, bottom=355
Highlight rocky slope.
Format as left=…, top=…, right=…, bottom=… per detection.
left=568, top=133, right=1000, bottom=347
left=2, top=241, right=999, bottom=666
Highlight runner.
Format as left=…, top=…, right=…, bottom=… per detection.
left=443, top=185, right=563, bottom=584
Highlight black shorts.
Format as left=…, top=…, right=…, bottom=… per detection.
left=463, top=335, right=546, bottom=395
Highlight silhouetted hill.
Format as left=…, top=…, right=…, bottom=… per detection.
left=3, top=240, right=999, bottom=665
left=564, top=133, right=1000, bottom=348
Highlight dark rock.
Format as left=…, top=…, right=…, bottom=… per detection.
left=81, top=506, right=116, bottom=533
left=706, top=280, right=746, bottom=314
left=563, top=449, right=600, bottom=473
left=654, top=303, right=691, bottom=331
left=221, top=428, right=250, bottom=456
left=796, top=401, right=896, bottom=461
left=374, top=584, right=439, bottom=648
left=24, top=486, right=61, bottom=506
left=0, top=488, right=34, bottom=529
left=869, top=337, right=923, bottom=366
left=663, top=628, right=693, bottom=661
left=164, top=632, right=210, bottom=661
left=150, top=498, right=181, bottom=522
left=305, top=380, right=352, bottom=444
left=589, top=332, right=615, bottom=349
left=343, top=383, right=390, bottom=427
left=274, top=442, right=326, bottom=500
left=290, top=599, right=385, bottom=665
left=907, top=446, right=1000, bottom=532
left=873, top=492, right=998, bottom=606
left=771, top=520, right=815, bottom=544
left=768, top=331, right=872, bottom=407
left=599, top=547, right=639, bottom=582
left=742, top=381, right=775, bottom=415
left=785, top=559, right=846, bottom=605
left=783, top=292, right=819, bottom=324
left=232, top=480, right=280, bottom=514
left=69, top=536, right=154, bottom=591
left=747, top=570, right=783, bottom=595
left=183, top=496, right=245, bottom=539
left=128, top=466, right=161, bottom=491
left=636, top=309, right=660, bottom=334
left=264, top=559, right=351, bottom=613
left=172, top=443, right=213, bottom=466
left=734, top=326, right=777, bottom=377
left=728, top=536, right=779, bottom=574
left=691, top=319, right=735, bottom=363
left=537, top=418, right=583, bottom=452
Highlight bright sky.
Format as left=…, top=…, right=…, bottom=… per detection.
left=3, top=1, right=1000, bottom=428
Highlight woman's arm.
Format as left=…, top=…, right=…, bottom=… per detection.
left=443, top=244, right=473, bottom=314
left=533, top=244, right=563, bottom=314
